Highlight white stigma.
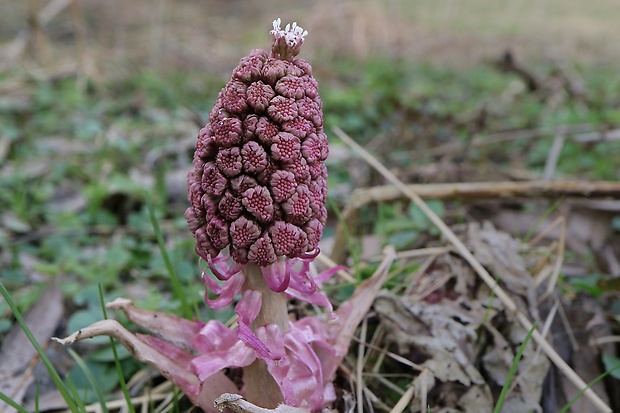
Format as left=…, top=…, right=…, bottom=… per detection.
left=270, top=17, right=308, bottom=47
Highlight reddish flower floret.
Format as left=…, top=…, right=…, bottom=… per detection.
left=201, top=163, right=227, bottom=196
left=284, top=156, right=310, bottom=184
left=230, top=216, right=262, bottom=249
left=233, top=49, right=267, bottom=83
left=275, top=75, right=305, bottom=99
left=221, top=81, right=249, bottom=115
left=268, top=96, right=298, bottom=124
left=316, top=132, right=329, bottom=161
left=243, top=114, right=259, bottom=139
left=269, top=221, right=303, bottom=256
left=256, top=159, right=278, bottom=186
left=218, top=190, right=243, bottom=221
left=269, top=170, right=297, bottom=202
left=301, top=76, right=319, bottom=99
left=261, top=59, right=288, bottom=85
left=201, top=195, right=218, bottom=218
left=286, top=65, right=304, bottom=78
left=206, top=216, right=230, bottom=250
left=255, top=117, right=280, bottom=145
left=248, top=232, right=277, bottom=266
left=308, top=160, right=324, bottom=180
left=184, top=207, right=204, bottom=233
left=241, top=141, right=268, bottom=173
left=216, top=147, right=243, bottom=177
left=209, top=100, right=230, bottom=124
left=308, top=179, right=326, bottom=214
left=301, top=133, right=322, bottom=163
left=231, top=247, right=249, bottom=264
left=194, top=226, right=218, bottom=259
left=271, top=132, right=301, bottom=164
left=317, top=205, right=328, bottom=226
left=187, top=175, right=203, bottom=210
left=289, top=228, right=309, bottom=257
left=242, top=186, right=275, bottom=223
left=282, top=185, right=311, bottom=225
left=297, top=97, right=323, bottom=128
left=196, top=125, right=217, bottom=158
left=293, top=58, right=312, bottom=76
left=231, top=174, right=258, bottom=194
left=213, top=117, right=243, bottom=147
left=247, top=81, right=276, bottom=113
left=282, top=117, right=315, bottom=139
left=304, top=219, right=323, bottom=250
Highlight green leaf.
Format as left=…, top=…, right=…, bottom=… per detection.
left=602, top=353, right=620, bottom=380
left=0, top=318, right=12, bottom=333
left=68, top=349, right=111, bottom=412
left=87, top=342, right=132, bottom=362
left=67, top=310, right=109, bottom=345
left=569, top=274, right=603, bottom=297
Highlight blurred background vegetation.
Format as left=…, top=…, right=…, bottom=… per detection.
left=1, top=0, right=619, bottom=410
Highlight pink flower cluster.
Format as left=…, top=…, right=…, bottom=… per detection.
left=185, top=18, right=333, bottom=313
left=181, top=18, right=343, bottom=412
left=185, top=30, right=328, bottom=270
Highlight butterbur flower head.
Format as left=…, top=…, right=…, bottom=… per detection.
left=270, top=18, right=308, bottom=61
left=184, top=22, right=339, bottom=410
left=185, top=18, right=328, bottom=270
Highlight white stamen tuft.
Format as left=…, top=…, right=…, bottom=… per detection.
left=270, top=17, right=308, bottom=45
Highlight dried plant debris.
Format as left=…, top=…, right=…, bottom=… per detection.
left=367, top=221, right=584, bottom=412
left=214, top=393, right=311, bottom=413
left=375, top=291, right=494, bottom=412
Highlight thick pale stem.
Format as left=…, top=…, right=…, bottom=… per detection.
left=242, top=262, right=289, bottom=408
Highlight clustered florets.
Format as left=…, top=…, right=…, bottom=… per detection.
left=185, top=23, right=328, bottom=270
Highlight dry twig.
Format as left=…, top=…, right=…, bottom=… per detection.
left=331, top=179, right=620, bottom=264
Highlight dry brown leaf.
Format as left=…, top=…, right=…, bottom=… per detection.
left=500, top=322, right=550, bottom=413
left=375, top=291, right=486, bottom=387
left=557, top=295, right=614, bottom=412
left=412, top=368, right=435, bottom=412
left=468, top=221, right=531, bottom=295
left=481, top=325, right=515, bottom=385
left=457, top=385, right=493, bottom=412
left=0, top=285, right=63, bottom=411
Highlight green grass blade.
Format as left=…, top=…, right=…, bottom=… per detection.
left=35, top=383, right=40, bottom=413
left=0, top=283, right=80, bottom=413
left=98, top=284, right=136, bottom=413
left=173, top=389, right=180, bottom=413
left=522, top=197, right=564, bottom=243
left=67, top=348, right=110, bottom=413
left=0, top=391, right=29, bottom=413
left=493, top=322, right=537, bottom=413
left=65, top=376, right=87, bottom=413
left=146, top=196, right=192, bottom=319
left=559, top=364, right=620, bottom=413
